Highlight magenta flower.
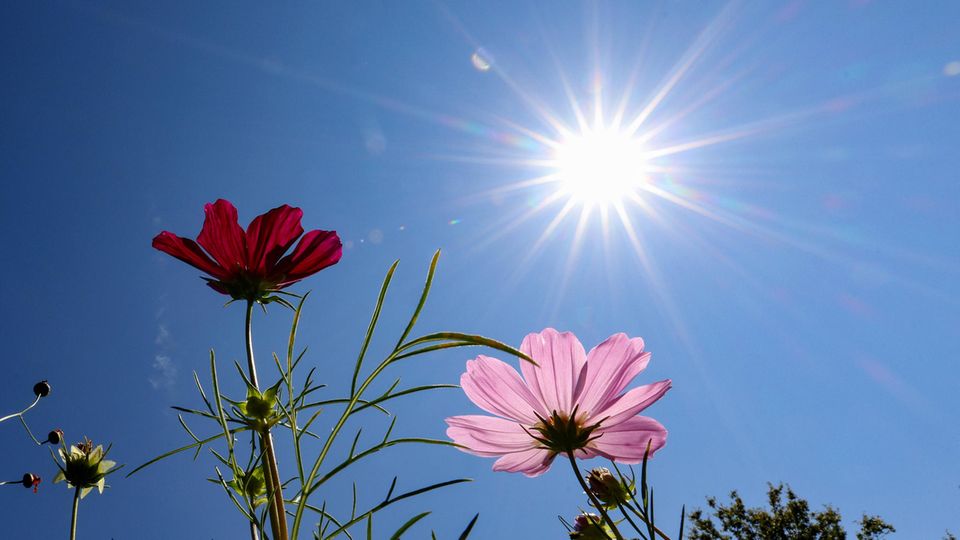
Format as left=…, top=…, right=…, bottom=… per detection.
left=153, top=199, right=342, bottom=301
left=446, top=328, right=670, bottom=477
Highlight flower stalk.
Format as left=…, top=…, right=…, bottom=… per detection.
left=69, top=486, right=80, bottom=540
left=245, top=300, right=287, bottom=540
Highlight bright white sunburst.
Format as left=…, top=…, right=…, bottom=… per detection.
left=552, top=127, right=648, bottom=207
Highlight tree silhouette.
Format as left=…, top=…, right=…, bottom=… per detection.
left=686, top=483, right=894, bottom=540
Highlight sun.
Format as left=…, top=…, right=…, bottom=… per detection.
left=552, top=127, right=649, bottom=207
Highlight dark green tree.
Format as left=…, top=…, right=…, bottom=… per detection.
left=686, top=483, right=894, bottom=540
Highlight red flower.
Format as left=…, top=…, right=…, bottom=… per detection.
left=153, top=200, right=342, bottom=301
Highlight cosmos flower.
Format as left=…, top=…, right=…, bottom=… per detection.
left=446, top=328, right=670, bottom=477
left=153, top=199, right=342, bottom=301
left=53, top=438, right=119, bottom=498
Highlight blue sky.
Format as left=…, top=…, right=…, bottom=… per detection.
left=2, top=1, right=958, bottom=538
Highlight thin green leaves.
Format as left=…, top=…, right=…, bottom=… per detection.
left=351, top=260, right=399, bottom=397
left=291, top=253, right=532, bottom=538
left=393, top=249, right=440, bottom=350
left=458, top=513, right=480, bottom=540
left=389, top=512, right=430, bottom=539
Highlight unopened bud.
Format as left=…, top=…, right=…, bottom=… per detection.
left=21, top=473, right=41, bottom=492
left=587, top=467, right=630, bottom=506
left=46, top=429, right=64, bottom=445
left=33, top=380, right=51, bottom=398
left=569, top=513, right=611, bottom=539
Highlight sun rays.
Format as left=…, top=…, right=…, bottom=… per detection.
left=550, top=124, right=650, bottom=208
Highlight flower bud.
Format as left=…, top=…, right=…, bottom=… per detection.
left=244, top=393, right=274, bottom=420
left=238, top=384, right=281, bottom=429
left=587, top=467, right=631, bottom=507
left=21, top=473, right=41, bottom=493
left=229, top=467, right=267, bottom=503
left=46, top=429, right=64, bottom=445
left=569, top=513, right=612, bottom=539
left=33, top=380, right=51, bottom=398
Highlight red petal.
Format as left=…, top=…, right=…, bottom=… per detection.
left=274, top=230, right=342, bottom=286
left=245, top=205, right=304, bottom=275
left=152, top=232, right=228, bottom=280
left=196, top=200, right=247, bottom=274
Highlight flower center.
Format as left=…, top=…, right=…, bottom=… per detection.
left=529, top=408, right=602, bottom=454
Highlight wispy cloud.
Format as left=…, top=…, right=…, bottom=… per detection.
left=155, top=323, right=170, bottom=346
left=151, top=294, right=176, bottom=389
left=149, top=354, right=178, bottom=389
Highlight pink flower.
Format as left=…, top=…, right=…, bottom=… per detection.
left=446, top=328, right=670, bottom=477
left=153, top=199, right=342, bottom=301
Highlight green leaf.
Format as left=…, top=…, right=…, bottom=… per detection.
left=395, top=332, right=535, bottom=365
left=351, top=259, right=399, bottom=396
left=393, top=249, right=440, bottom=350
left=125, top=429, right=245, bottom=477
left=458, top=513, right=480, bottom=540
left=678, top=504, right=685, bottom=540
left=314, top=478, right=471, bottom=539
left=389, top=512, right=430, bottom=539
left=307, top=438, right=459, bottom=496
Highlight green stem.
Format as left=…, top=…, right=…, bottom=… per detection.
left=245, top=300, right=261, bottom=388
left=69, top=487, right=80, bottom=540
left=567, top=452, right=625, bottom=540
left=245, top=301, right=288, bottom=540
left=615, top=501, right=645, bottom=537
left=623, top=503, right=672, bottom=540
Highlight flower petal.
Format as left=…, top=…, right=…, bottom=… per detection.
left=584, top=416, right=667, bottom=463
left=205, top=279, right=231, bottom=295
left=575, top=333, right=651, bottom=416
left=590, top=379, right=672, bottom=427
left=519, top=329, right=586, bottom=414
left=461, top=355, right=548, bottom=424
left=245, top=205, right=304, bottom=275
left=274, top=229, right=342, bottom=285
left=445, top=415, right=536, bottom=457
left=152, top=232, right=228, bottom=280
left=492, top=447, right=556, bottom=477
left=196, top=199, right=247, bottom=273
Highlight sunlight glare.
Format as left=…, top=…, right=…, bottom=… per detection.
left=553, top=128, right=648, bottom=207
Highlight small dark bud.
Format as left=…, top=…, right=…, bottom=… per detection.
left=21, top=473, right=40, bottom=492
left=570, top=513, right=611, bottom=539
left=46, top=429, right=63, bottom=445
left=33, top=380, right=51, bottom=398
left=573, top=513, right=600, bottom=531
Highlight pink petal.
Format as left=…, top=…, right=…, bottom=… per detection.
left=492, top=447, right=556, bottom=477
left=461, top=356, right=549, bottom=424
left=575, top=334, right=651, bottom=417
left=196, top=199, right=247, bottom=273
left=445, top=415, right=535, bottom=457
left=584, top=416, right=667, bottom=463
left=274, top=229, right=342, bottom=285
left=519, top=329, right=586, bottom=414
left=152, top=232, right=228, bottom=281
left=590, top=380, right=672, bottom=427
left=245, top=205, right=304, bottom=275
